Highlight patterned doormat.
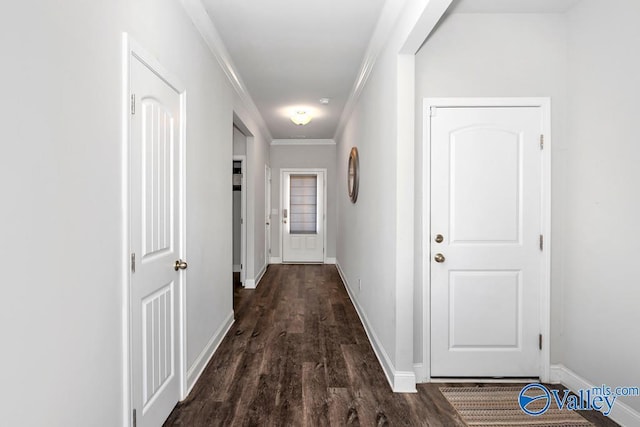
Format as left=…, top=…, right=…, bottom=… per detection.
left=440, top=387, right=593, bottom=426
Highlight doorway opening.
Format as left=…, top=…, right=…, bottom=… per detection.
left=232, top=126, right=247, bottom=293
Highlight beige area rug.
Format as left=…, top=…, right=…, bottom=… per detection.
left=440, top=387, right=593, bottom=426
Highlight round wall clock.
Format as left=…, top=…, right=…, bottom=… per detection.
left=348, top=147, right=359, bottom=203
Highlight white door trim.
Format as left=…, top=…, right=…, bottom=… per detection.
left=280, top=168, right=328, bottom=263
left=121, top=33, right=188, bottom=427
left=233, top=155, right=247, bottom=284
left=265, top=164, right=271, bottom=267
left=420, top=97, right=551, bottom=383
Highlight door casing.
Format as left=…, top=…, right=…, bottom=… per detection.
left=280, top=168, right=327, bottom=263
left=121, top=33, right=188, bottom=426
left=420, top=97, right=551, bottom=383
left=233, top=155, right=247, bottom=284
left=265, top=164, right=272, bottom=266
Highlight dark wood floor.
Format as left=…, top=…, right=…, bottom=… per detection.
left=164, top=264, right=617, bottom=426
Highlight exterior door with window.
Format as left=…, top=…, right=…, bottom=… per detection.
left=281, top=170, right=325, bottom=263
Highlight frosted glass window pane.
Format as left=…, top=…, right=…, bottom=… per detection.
left=290, top=175, right=317, bottom=234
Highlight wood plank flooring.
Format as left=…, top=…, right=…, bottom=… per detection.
left=164, top=264, right=617, bottom=426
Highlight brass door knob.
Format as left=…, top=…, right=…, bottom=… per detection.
left=174, top=259, right=188, bottom=271
left=434, top=234, right=444, bottom=243
left=434, top=253, right=445, bottom=263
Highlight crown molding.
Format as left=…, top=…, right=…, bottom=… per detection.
left=271, top=139, right=336, bottom=146
left=333, top=0, right=453, bottom=140
left=333, top=0, right=408, bottom=140
left=178, top=0, right=273, bottom=141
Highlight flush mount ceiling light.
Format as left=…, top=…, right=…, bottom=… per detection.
left=319, top=98, right=330, bottom=105
left=290, top=110, right=312, bottom=126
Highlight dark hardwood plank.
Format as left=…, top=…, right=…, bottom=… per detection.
left=164, top=265, right=617, bottom=427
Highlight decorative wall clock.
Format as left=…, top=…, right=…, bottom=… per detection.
left=348, top=147, right=359, bottom=203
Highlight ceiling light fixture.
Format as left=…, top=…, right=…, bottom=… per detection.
left=319, top=98, right=330, bottom=105
left=291, top=110, right=312, bottom=126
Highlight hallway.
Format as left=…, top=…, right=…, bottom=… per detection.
left=163, top=265, right=615, bottom=426
left=163, top=265, right=464, bottom=425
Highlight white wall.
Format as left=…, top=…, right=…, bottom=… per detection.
left=233, top=126, right=247, bottom=155
left=415, top=4, right=640, bottom=417
left=269, top=143, right=337, bottom=260
left=414, top=12, right=568, bottom=367
left=0, top=0, right=268, bottom=425
left=334, top=0, right=442, bottom=391
left=563, top=0, right=640, bottom=414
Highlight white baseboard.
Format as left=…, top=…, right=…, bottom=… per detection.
left=324, top=257, right=336, bottom=265
left=254, top=263, right=267, bottom=288
left=186, top=311, right=234, bottom=395
left=414, top=363, right=425, bottom=382
left=336, top=262, right=417, bottom=393
left=232, top=264, right=241, bottom=273
left=269, top=257, right=282, bottom=264
left=244, top=279, right=255, bottom=289
left=550, top=364, right=640, bottom=426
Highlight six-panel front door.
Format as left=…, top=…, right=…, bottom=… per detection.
left=130, top=52, right=183, bottom=426
left=430, top=106, right=543, bottom=377
left=282, top=170, right=325, bottom=263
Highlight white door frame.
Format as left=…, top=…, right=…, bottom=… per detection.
left=265, top=164, right=271, bottom=266
left=121, top=33, right=188, bottom=426
left=233, top=155, right=247, bottom=284
left=420, top=97, right=551, bottom=383
left=280, top=168, right=327, bottom=263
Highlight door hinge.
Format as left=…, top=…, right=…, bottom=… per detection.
left=132, top=409, right=137, bottom=427
left=131, top=253, right=136, bottom=273
left=539, top=334, right=543, bottom=350
left=539, top=235, right=544, bottom=251
left=540, top=134, right=544, bottom=150
left=131, top=94, right=136, bottom=115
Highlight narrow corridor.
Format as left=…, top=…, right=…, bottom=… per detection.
left=164, top=265, right=613, bottom=426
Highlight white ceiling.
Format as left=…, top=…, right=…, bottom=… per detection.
left=449, top=0, right=581, bottom=14
left=203, top=0, right=387, bottom=139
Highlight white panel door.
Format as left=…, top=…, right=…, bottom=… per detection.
left=130, top=54, right=183, bottom=426
left=430, top=106, right=543, bottom=377
left=282, top=170, right=325, bottom=263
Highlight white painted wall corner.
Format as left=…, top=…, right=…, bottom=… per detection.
left=269, top=257, right=282, bottom=264
left=549, top=364, right=640, bottom=427
left=186, top=311, right=234, bottom=395
left=324, top=257, right=336, bottom=265
left=336, top=262, right=417, bottom=393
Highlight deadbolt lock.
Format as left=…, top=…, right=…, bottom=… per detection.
left=434, top=234, right=444, bottom=243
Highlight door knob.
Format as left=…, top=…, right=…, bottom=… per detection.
left=434, top=253, right=445, bottom=263
left=434, top=234, right=444, bottom=243
left=174, top=259, right=188, bottom=271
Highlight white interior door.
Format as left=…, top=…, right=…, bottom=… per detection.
left=430, top=105, right=544, bottom=377
left=130, top=52, right=184, bottom=426
left=281, top=170, right=325, bottom=263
